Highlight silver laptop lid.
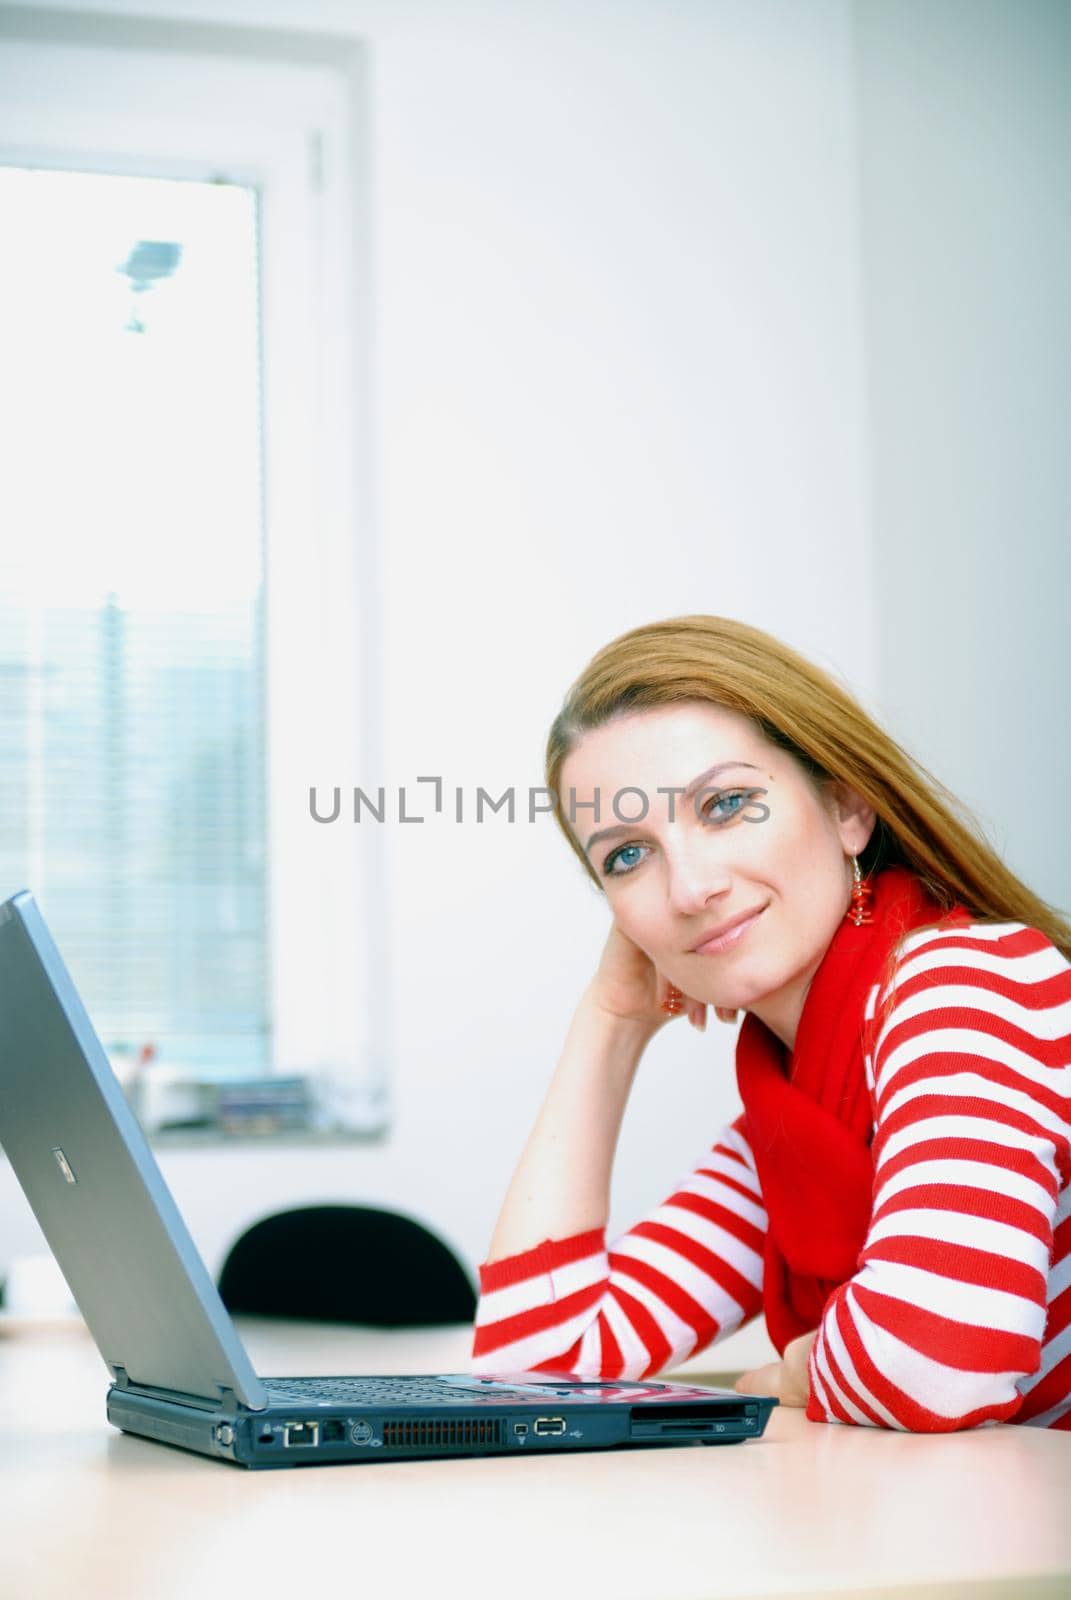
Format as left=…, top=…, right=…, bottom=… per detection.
left=0, top=891, right=267, bottom=1410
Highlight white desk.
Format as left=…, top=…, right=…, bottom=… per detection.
left=2, top=1314, right=1070, bottom=1600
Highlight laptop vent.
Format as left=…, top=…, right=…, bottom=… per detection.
left=381, top=1418, right=503, bottom=1450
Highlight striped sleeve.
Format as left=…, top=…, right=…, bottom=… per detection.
left=807, top=924, right=1071, bottom=1432
left=470, top=1113, right=766, bottom=1378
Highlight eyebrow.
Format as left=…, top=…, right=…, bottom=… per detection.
left=582, top=761, right=762, bottom=858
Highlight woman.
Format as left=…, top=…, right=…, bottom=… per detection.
left=471, top=615, right=1071, bottom=1432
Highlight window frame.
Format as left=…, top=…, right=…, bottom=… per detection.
left=0, top=18, right=388, bottom=1135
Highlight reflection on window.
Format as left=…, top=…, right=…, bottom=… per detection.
left=0, top=165, right=270, bottom=1081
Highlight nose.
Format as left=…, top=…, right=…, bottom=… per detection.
left=663, top=836, right=732, bottom=918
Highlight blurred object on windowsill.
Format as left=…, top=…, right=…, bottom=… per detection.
left=113, top=1059, right=390, bottom=1144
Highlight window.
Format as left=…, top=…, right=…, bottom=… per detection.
left=0, top=18, right=385, bottom=1138
left=0, top=165, right=269, bottom=1075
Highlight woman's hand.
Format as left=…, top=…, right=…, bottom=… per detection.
left=733, top=1330, right=817, bottom=1407
left=589, top=920, right=708, bottom=1033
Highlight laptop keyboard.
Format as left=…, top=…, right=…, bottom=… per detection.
left=263, top=1376, right=490, bottom=1405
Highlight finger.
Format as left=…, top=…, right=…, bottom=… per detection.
left=734, top=1363, right=779, bottom=1398
left=688, top=999, right=707, bottom=1031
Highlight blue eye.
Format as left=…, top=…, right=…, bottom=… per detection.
left=601, top=789, right=757, bottom=879
left=706, top=790, right=746, bottom=821
left=604, top=843, right=646, bottom=876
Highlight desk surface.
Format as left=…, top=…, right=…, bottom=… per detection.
left=2, top=1314, right=1070, bottom=1600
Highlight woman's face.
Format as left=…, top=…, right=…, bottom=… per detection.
left=559, top=701, right=876, bottom=1051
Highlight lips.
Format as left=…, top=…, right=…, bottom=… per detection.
left=690, top=905, right=767, bottom=955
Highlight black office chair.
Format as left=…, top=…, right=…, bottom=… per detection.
left=217, top=1204, right=477, bottom=1326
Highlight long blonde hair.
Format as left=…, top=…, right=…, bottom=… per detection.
left=545, top=614, right=1071, bottom=962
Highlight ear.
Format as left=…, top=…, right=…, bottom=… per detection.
left=828, top=781, right=877, bottom=858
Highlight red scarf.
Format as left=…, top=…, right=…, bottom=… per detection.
left=734, top=864, right=970, bottom=1355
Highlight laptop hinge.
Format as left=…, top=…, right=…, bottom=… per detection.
left=108, top=1365, right=237, bottom=1412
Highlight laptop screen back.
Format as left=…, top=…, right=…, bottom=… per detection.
left=0, top=891, right=266, bottom=1409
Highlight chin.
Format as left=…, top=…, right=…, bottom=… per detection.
left=715, top=966, right=778, bottom=1013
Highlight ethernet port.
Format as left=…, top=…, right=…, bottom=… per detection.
left=284, top=1422, right=320, bottom=1448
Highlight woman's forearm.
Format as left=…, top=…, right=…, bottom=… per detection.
left=483, top=984, right=658, bottom=1264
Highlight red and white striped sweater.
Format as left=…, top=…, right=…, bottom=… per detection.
left=471, top=920, right=1071, bottom=1431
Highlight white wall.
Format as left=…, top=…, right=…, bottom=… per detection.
left=857, top=0, right=1071, bottom=913
left=1, top=0, right=1064, bottom=1371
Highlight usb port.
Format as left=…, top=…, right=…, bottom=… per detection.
left=284, top=1422, right=320, bottom=1448
left=533, top=1417, right=566, bottom=1436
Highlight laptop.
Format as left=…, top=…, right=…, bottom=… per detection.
left=0, top=889, right=777, bottom=1468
